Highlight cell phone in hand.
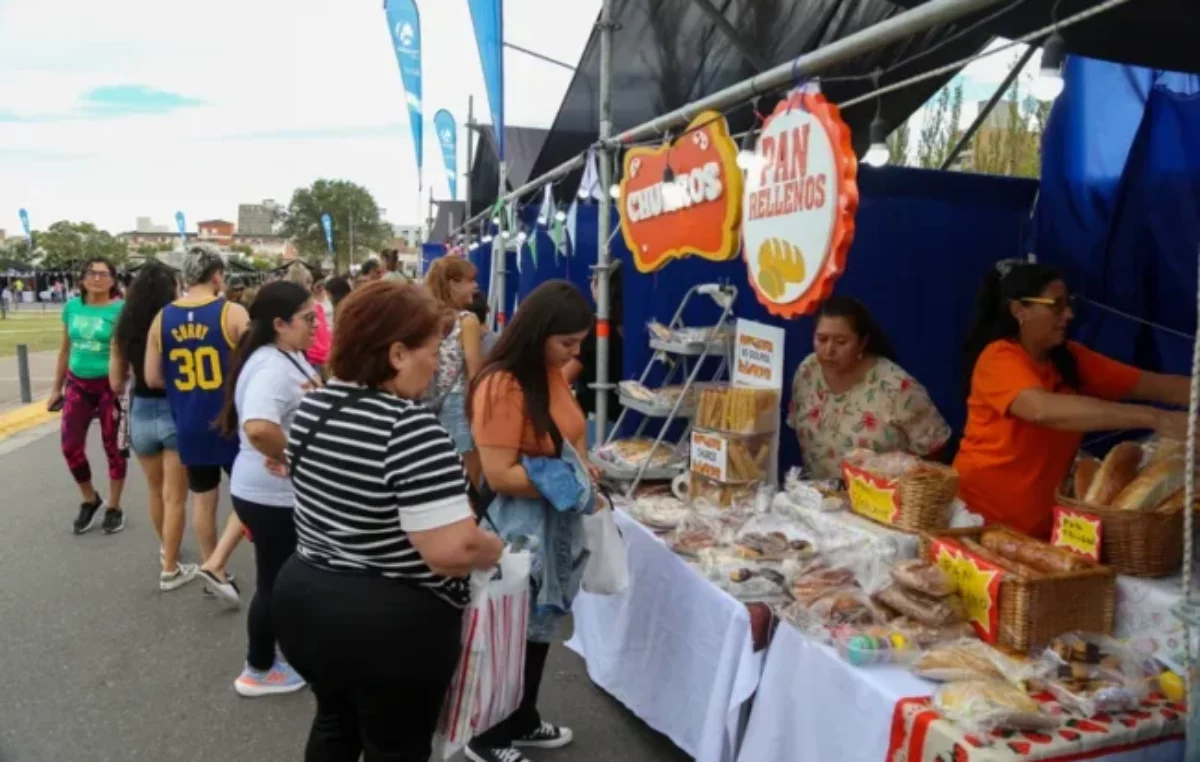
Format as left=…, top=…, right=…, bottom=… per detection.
left=48, top=397, right=65, bottom=412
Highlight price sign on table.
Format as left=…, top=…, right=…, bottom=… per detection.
left=1050, top=506, right=1102, bottom=562
left=690, top=431, right=728, bottom=482
left=842, top=462, right=900, bottom=526
left=931, top=539, right=1004, bottom=642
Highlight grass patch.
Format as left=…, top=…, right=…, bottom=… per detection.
left=0, top=312, right=63, bottom=358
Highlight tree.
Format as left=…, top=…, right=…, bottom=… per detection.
left=887, top=119, right=912, bottom=167
left=969, top=54, right=1053, bottom=179
left=36, top=221, right=128, bottom=272
left=229, top=243, right=255, bottom=257
left=278, top=180, right=393, bottom=274
left=916, top=81, right=964, bottom=169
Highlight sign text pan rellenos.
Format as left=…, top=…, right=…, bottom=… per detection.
left=619, top=111, right=743, bottom=273
left=742, top=88, right=858, bottom=318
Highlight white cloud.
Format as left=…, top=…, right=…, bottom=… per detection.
left=0, top=0, right=599, bottom=234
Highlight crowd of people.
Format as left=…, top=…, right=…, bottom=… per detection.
left=48, top=244, right=595, bottom=762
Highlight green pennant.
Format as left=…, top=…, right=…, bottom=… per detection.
left=529, top=227, right=539, bottom=269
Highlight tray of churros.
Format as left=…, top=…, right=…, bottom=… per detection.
left=695, top=385, right=780, bottom=435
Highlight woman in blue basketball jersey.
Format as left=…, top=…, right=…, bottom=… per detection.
left=144, top=246, right=248, bottom=605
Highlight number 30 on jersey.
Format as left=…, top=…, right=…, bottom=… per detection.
left=169, top=347, right=223, bottom=391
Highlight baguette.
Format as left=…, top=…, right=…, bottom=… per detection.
left=1083, top=442, right=1142, bottom=506
left=1154, top=488, right=1185, bottom=514
left=1073, top=456, right=1101, bottom=500
left=1112, top=456, right=1184, bottom=512
left=958, top=538, right=1039, bottom=578
left=980, top=529, right=1089, bottom=573
left=1146, top=438, right=1185, bottom=466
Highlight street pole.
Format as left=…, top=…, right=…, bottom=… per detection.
left=349, top=208, right=355, bottom=270
left=16, top=343, right=31, bottom=403
left=594, top=0, right=615, bottom=444
left=427, top=189, right=436, bottom=242
left=465, top=95, right=475, bottom=242
left=494, top=160, right=508, bottom=327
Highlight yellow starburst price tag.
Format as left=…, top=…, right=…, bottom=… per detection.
left=1050, top=506, right=1102, bottom=563
left=931, top=539, right=1004, bottom=642
left=843, top=463, right=901, bottom=526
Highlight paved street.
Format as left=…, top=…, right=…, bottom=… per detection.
left=0, top=423, right=690, bottom=762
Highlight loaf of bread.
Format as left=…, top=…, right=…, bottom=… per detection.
left=960, top=538, right=1040, bottom=578
left=1155, top=488, right=1186, bottom=514
left=1083, top=442, right=1142, bottom=506
left=980, top=529, right=1089, bottom=573
left=1073, top=456, right=1101, bottom=500
left=1112, top=456, right=1184, bottom=512
left=1146, top=438, right=1185, bottom=466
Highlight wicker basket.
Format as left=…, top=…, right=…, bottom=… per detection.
left=1055, top=490, right=1183, bottom=577
left=920, top=526, right=1116, bottom=652
left=843, top=460, right=959, bottom=534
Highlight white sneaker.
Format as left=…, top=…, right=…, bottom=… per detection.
left=199, top=568, right=241, bottom=608
left=160, top=562, right=199, bottom=592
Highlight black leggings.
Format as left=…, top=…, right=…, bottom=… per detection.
left=231, top=496, right=296, bottom=671
left=472, top=640, right=551, bottom=747
left=273, top=556, right=463, bottom=762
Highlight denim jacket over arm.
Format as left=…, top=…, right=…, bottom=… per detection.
left=486, top=440, right=596, bottom=642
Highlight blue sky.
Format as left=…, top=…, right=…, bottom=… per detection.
left=0, top=0, right=1033, bottom=236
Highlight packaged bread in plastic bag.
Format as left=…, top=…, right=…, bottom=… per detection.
left=1032, top=633, right=1149, bottom=716
left=913, top=639, right=1024, bottom=683
left=934, top=680, right=1055, bottom=733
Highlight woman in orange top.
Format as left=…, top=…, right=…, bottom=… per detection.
left=468, top=279, right=594, bottom=761
left=955, top=260, right=1190, bottom=538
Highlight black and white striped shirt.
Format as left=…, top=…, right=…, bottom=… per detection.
left=287, top=380, right=473, bottom=608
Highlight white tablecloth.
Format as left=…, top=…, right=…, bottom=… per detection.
left=566, top=510, right=763, bottom=762
left=1115, top=575, right=1196, bottom=675
left=737, top=623, right=1184, bottom=762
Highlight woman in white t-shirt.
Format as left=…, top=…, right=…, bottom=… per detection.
left=216, top=280, right=319, bottom=698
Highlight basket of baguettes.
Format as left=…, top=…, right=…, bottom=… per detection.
left=1056, top=437, right=1189, bottom=577
left=920, top=526, right=1115, bottom=651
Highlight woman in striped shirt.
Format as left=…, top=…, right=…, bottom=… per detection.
left=273, top=280, right=503, bottom=762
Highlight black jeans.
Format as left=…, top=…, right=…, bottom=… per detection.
left=472, top=640, right=552, bottom=748
left=273, top=556, right=463, bottom=762
left=231, top=496, right=297, bottom=671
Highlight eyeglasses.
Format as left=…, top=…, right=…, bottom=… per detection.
left=85, top=269, right=113, bottom=280
left=1021, top=295, right=1077, bottom=314
left=299, top=312, right=317, bottom=326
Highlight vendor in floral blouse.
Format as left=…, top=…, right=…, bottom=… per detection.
left=786, top=296, right=951, bottom=479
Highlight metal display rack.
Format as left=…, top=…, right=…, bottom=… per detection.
left=594, top=282, right=738, bottom=496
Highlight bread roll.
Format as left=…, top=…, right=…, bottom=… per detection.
left=1154, top=488, right=1185, bottom=514
left=980, top=529, right=1088, bottom=573
left=1112, top=456, right=1185, bottom=512
left=1073, top=456, right=1101, bottom=500
left=1083, top=442, right=1143, bottom=506
left=1146, top=438, right=1185, bottom=466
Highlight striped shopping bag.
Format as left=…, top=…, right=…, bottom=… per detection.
left=434, top=547, right=531, bottom=759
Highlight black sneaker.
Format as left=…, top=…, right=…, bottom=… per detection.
left=101, top=508, right=125, bottom=534
left=72, top=496, right=104, bottom=534
left=513, top=721, right=574, bottom=749
left=464, top=743, right=530, bottom=762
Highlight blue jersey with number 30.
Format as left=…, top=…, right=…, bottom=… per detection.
left=161, top=297, right=239, bottom=466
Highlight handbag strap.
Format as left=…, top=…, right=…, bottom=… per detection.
left=277, top=348, right=317, bottom=382
left=289, top=387, right=369, bottom=477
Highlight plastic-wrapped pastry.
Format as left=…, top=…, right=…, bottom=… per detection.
left=935, top=680, right=1054, bottom=732
left=913, top=639, right=1019, bottom=683
left=874, top=584, right=961, bottom=628
left=890, top=560, right=955, bottom=598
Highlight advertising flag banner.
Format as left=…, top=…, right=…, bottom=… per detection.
left=385, top=0, right=424, bottom=187
left=18, top=208, right=30, bottom=236
left=434, top=109, right=458, bottom=201
left=320, top=213, right=334, bottom=254
left=467, top=0, right=504, bottom=159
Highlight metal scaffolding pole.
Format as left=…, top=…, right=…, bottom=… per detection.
left=450, top=0, right=1008, bottom=239
left=940, top=44, right=1036, bottom=170
left=594, top=0, right=615, bottom=443
left=493, top=160, right=508, bottom=326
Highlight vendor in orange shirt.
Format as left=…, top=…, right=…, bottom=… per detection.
left=954, top=260, right=1191, bottom=538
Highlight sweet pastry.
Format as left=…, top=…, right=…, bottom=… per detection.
left=891, top=560, right=955, bottom=598
left=914, top=642, right=1010, bottom=682
left=1083, top=441, right=1142, bottom=506
left=874, top=584, right=961, bottom=627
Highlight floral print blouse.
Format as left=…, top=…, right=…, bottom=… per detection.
left=786, top=354, right=951, bottom=479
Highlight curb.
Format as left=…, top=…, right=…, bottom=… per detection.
left=0, top=400, right=59, bottom=440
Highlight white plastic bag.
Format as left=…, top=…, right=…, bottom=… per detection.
left=581, top=508, right=629, bottom=595
left=434, top=548, right=532, bottom=759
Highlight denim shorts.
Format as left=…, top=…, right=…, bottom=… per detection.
left=437, top=393, right=474, bottom=453
left=130, top=395, right=178, bottom=456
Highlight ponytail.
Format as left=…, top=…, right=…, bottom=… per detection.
left=217, top=281, right=311, bottom=438
left=963, top=260, right=1080, bottom=395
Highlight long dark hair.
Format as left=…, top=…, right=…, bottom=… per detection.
left=469, top=280, right=594, bottom=444
left=218, top=281, right=311, bottom=437
left=114, top=263, right=178, bottom=385
left=815, top=296, right=897, bottom=363
left=80, top=257, right=120, bottom=304
left=963, top=260, right=1079, bottom=394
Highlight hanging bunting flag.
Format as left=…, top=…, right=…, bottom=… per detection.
left=467, top=0, right=505, bottom=160
left=577, top=148, right=603, bottom=202
left=434, top=109, right=458, bottom=200
left=551, top=213, right=566, bottom=262
left=566, top=199, right=580, bottom=254
left=385, top=0, right=424, bottom=188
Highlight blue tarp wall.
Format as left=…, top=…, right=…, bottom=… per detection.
left=475, top=167, right=1038, bottom=468
left=1034, top=57, right=1200, bottom=379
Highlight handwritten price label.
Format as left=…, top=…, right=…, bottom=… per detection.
left=931, top=539, right=1004, bottom=642
left=842, top=463, right=900, bottom=526
left=690, top=432, right=728, bottom=482
left=1051, top=506, right=1102, bottom=562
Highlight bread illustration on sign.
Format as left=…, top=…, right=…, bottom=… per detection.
left=756, top=238, right=807, bottom=300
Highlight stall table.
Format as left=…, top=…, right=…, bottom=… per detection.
left=736, top=622, right=1184, bottom=762
left=567, top=509, right=763, bottom=762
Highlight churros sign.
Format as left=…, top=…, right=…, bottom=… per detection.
left=742, top=88, right=858, bottom=317
left=619, top=111, right=742, bottom=273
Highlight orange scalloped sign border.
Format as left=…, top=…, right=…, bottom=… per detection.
left=619, top=111, right=743, bottom=273
left=741, top=89, right=859, bottom=318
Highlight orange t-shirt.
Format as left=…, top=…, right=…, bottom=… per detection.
left=953, top=340, right=1140, bottom=538
left=471, top=370, right=587, bottom=457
